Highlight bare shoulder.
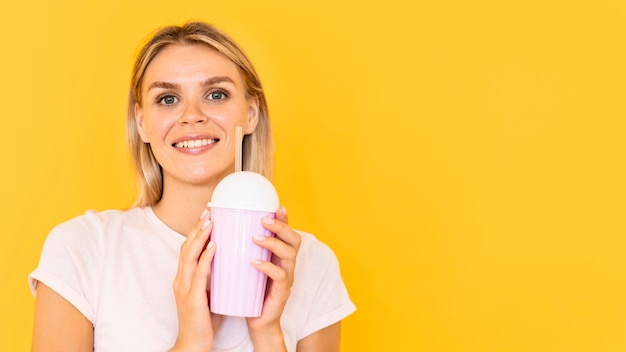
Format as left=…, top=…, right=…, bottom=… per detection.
left=32, top=283, right=94, bottom=352
left=296, top=322, right=342, bottom=352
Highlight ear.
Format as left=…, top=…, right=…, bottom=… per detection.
left=244, top=96, right=260, bottom=135
left=134, top=103, right=150, bottom=143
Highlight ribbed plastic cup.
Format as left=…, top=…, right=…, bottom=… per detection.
left=208, top=171, right=279, bottom=317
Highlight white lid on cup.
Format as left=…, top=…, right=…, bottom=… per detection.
left=208, top=171, right=279, bottom=212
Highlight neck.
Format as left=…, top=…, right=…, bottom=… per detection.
left=152, top=178, right=220, bottom=236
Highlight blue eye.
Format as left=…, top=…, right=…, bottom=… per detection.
left=208, top=91, right=227, bottom=100
left=158, top=95, right=178, bottom=105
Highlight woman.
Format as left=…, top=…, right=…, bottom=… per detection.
left=29, top=22, right=355, bottom=352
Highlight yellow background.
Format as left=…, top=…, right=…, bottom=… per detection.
left=1, top=0, right=625, bottom=351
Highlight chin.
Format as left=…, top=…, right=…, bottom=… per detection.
left=187, top=168, right=231, bottom=186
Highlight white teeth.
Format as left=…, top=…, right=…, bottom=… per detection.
left=174, top=139, right=217, bottom=148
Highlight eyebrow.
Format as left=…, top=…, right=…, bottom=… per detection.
left=147, top=76, right=236, bottom=91
left=202, top=76, right=236, bottom=87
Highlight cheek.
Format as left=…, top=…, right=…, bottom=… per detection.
left=208, top=105, right=249, bottom=127
left=144, top=111, right=177, bottom=136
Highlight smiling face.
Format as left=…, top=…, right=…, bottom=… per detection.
left=134, top=43, right=259, bottom=190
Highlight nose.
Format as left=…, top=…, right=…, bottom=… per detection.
left=179, top=99, right=208, bottom=124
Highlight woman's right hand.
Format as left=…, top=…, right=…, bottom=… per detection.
left=170, top=208, right=221, bottom=352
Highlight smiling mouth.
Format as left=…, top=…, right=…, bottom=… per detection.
left=173, top=138, right=219, bottom=148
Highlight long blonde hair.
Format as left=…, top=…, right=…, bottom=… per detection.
left=127, top=22, right=273, bottom=206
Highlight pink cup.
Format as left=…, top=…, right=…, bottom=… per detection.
left=208, top=171, right=279, bottom=317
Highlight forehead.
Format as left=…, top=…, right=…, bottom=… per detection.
left=143, top=43, right=243, bottom=86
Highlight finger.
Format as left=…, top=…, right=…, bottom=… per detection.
left=180, top=208, right=211, bottom=253
left=183, top=218, right=213, bottom=261
left=253, top=235, right=297, bottom=263
left=251, top=259, right=289, bottom=285
left=177, top=216, right=213, bottom=282
left=275, top=206, right=288, bottom=224
left=190, top=240, right=216, bottom=296
left=261, top=216, right=301, bottom=249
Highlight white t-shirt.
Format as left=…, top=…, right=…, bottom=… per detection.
left=29, top=207, right=356, bottom=351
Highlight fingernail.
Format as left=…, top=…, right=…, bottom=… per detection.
left=200, top=208, right=209, bottom=220
left=202, top=219, right=211, bottom=230
left=262, top=217, right=275, bottom=225
left=251, top=258, right=262, bottom=265
left=206, top=240, right=215, bottom=249
left=253, top=234, right=266, bottom=241
left=280, top=206, right=287, bottom=216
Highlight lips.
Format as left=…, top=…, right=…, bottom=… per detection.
left=172, top=138, right=219, bottom=149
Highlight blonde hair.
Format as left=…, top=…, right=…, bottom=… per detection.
left=127, top=22, right=273, bottom=207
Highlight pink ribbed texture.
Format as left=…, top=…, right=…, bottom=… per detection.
left=209, top=207, right=275, bottom=317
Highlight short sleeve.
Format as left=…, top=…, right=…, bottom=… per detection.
left=295, top=234, right=356, bottom=339
left=28, top=214, right=102, bottom=324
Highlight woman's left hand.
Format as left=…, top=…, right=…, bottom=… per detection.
left=246, top=206, right=301, bottom=350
